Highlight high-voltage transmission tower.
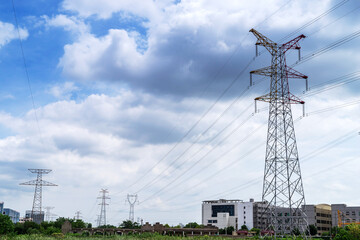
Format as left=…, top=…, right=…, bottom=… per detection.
left=97, top=189, right=110, bottom=227
left=20, top=169, right=57, bottom=224
left=74, top=211, right=82, bottom=220
left=249, top=29, right=308, bottom=236
left=44, top=206, right=55, bottom=222
left=127, top=194, right=138, bottom=222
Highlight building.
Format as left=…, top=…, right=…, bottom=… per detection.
left=303, top=204, right=331, bottom=234
left=202, top=199, right=242, bottom=229
left=25, top=210, right=44, bottom=224
left=238, top=198, right=268, bottom=230
left=331, top=204, right=360, bottom=227
left=0, top=202, right=20, bottom=223
left=3, top=208, right=20, bottom=223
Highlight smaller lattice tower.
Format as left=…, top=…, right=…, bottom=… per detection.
left=44, top=206, right=54, bottom=222
left=127, top=194, right=138, bottom=222
left=20, top=169, right=57, bottom=224
left=98, top=189, right=110, bottom=227
left=74, top=211, right=82, bottom=220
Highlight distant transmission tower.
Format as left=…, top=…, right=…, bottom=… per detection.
left=127, top=194, right=138, bottom=222
left=249, top=29, right=308, bottom=235
left=44, top=206, right=54, bottom=222
left=74, top=211, right=82, bottom=220
left=98, top=189, right=110, bottom=227
left=20, top=169, right=57, bottom=224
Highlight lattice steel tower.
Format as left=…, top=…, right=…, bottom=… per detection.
left=127, top=194, right=138, bottom=222
left=249, top=29, right=308, bottom=235
left=20, top=169, right=57, bottom=224
left=98, top=189, right=110, bottom=227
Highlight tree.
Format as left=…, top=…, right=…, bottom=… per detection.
left=72, top=219, right=86, bottom=229
left=0, top=214, right=14, bottom=234
left=309, top=224, right=317, bottom=236
left=226, top=226, right=234, bottom=235
left=98, top=224, right=116, bottom=228
left=292, top=228, right=301, bottom=236
left=240, top=224, right=248, bottom=230
left=119, top=220, right=140, bottom=229
left=250, top=227, right=261, bottom=235
left=184, top=222, right=199, bottom=228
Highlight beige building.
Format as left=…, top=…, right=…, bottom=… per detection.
left=304, top=204, right=332, bottom=234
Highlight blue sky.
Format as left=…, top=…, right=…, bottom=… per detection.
left=0, top=0, right=359, bottom=226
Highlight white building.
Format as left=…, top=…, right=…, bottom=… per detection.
left=238, top=198, right=268, bottom=230
left=202, top=199, right=241, bottom=229
left=202, top=198, right=268, bottom=230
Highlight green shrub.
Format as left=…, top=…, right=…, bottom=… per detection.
left=0, top=214, right=14, bottom=234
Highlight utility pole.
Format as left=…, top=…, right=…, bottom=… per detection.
left=97, top=189, right=110, bottom=227
left=249, top=28, right=308, bottom=236
left=44, top=206, right=54, bottom=222
left=127, top=194, right=138, bottom=222
left=74, top=211, right=82, bottom=220
left=20, top=169, right=57, bottom=224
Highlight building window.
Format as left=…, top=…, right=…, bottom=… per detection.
left=213, top=220, right=217, bottom=223
left=211, top=205, right=235, bottom=217
left=208, top=220, right=212, bottom=223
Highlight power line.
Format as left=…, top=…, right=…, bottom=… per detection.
left=306, top=98, right=360, bottom=116
left=112, top=0, right=299, bottom=197
left=139, top=126, right=358, bottom=214
left=298, top=29, right=360, bottom=65
left=11, top=0, right=43, bottom=141
left=134, top=86, right=256, bottom=194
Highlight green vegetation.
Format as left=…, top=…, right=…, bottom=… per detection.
left=2, top=215, right=360, bottom=240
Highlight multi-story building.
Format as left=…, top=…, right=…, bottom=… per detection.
left=0, top=202, right=4, bottom=214
left=331, top=204, right=360, bottom=227
left=3, top=208, right=20, bottom=223
left=238, top=198, right=268, bottom=230
left=0, top=202, right=20, bottom=223
left=303, top=204, right=331, bottom=234
left=25, top=210, right=44, bottom=224
left=202, top=199, right=242, bottom=229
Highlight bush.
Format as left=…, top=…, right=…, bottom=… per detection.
left=0, top=214, right=14, bottom=234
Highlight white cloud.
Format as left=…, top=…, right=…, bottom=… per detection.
left=0, top=21, right=28, bottom=47
left=56, top=0, right=346, bottom=97
left=43, top=14, right=90, bottom=36
left=48, top=82, right=79, bottom=100
left=0, top=85, right=359, bottom=224
left=59, top=29, right=144, bottom=82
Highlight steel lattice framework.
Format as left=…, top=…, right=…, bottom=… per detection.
left=20, top=169, right=57, bottom=224
left=127, top=194, right=138, bottom=222
left=98, top=189, right=110, bottom=227
left=249, top=29, right=308, bottom=235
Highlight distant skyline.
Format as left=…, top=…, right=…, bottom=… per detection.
left=0, top=0, right=359, bottom=226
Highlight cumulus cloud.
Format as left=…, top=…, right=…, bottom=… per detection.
left=55, top=0, right=344, bottom=98
left=0, top=21, right=28, bottom=47
left=48, top=82, right=79, bottom=100
left=0, top=84, right=359, bottom=224
left=43, top=14, right=90, bottom=36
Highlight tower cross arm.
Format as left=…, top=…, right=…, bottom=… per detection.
left=286, top=66, right=308, bottom=79
left=28, top=169, right=52, bottom=174
left=280, top=34, right=306, bottom=53
left=20, top=180, right=57, bottom=186
left=20, top=180, right=38, bottom=185
left=41, top=180, right=58, bottom=186
left=249, top=28, right=277, bottom=53
left=250, top=66, right=273, bottom=77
